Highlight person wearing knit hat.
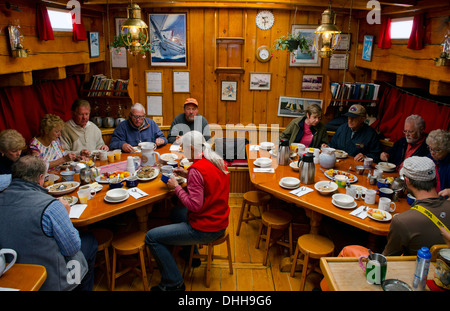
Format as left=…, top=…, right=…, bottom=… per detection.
left=167, top=98, right=211, bottom=144
left=383, top=156, right=450, bottom=256
left=327, top=104, right=382, bottom=162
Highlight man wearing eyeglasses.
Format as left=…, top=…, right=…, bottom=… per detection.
left=380, top=115, right=428, bottom=169
left=110, top=103, right=167, bottom=152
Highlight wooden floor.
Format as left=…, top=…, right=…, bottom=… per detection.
left=92, top=194, right=323, bottom=291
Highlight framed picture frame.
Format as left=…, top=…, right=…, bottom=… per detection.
left=278, top=96, right=323, bottom=118
left=249, top=72, right=271, bottom=91
left=329, top=54, right=349, bottom=70
left=111, top=47, right=127, bottom=68
left=147, top=95, right=163, bottom=115
left=334, top=33, right=352, bottom=51
left=149, top=13, right=187, bottom=67
left=173, top=71, right=190, bottom=93
left=115, top=18, right=127, bottom=37
left=362, top=35, right=374, bottom=61
left=145, top=71, right=163, bottom=93
left=88, top=32, right=100, bottom=58
left=7, top=25, right=21, bottom=54
left=289, top=25, right=321, bottom=67
left=301, top=75, right=323, bottom=92
left=221, top=81, right=237, bottom=101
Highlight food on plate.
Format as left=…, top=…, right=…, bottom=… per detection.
left=62, top=196, right=73, bottom=204
left=48, top=182, right=78, bottom=192
left=137, top=166, right=157, bottom=179
left=89, top=182, right=99, bottom=189
left=368, top=208, right=386, bottom=220
left=99, top=171, right=131, bottom=181
left=325, top=169, right=356, bottom=182
left=80, top=159, right=94, bottom=167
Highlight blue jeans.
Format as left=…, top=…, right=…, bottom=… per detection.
left=145, top=205, right=226, bottom=287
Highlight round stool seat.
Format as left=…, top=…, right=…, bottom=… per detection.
left=297, top=234, right=334, bottom=258
left=261, top=210, right=293, bottom=229
left=92, top=228, right=114, bottom=251
left=243, top=191, right=271, bottom=205
left=112, top=231, right=147, bottom=255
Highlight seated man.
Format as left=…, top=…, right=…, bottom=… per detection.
left=0, top=156, right=97, bottom=291
left=167, top=98, right=211, bottom=144
left=383, top=156, right=450, bottom=256
left=328, top=104, right=382, bottom=162
left=110, top=103, right=167, bottom=152
left=380, top=114, right=428, bottom=168
left=61, top=99, right=109, bottom=156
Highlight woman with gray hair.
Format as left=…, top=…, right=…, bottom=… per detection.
left=145, top=131, right=230, bottom=291
left=0, top=129, right=26, bottom=174
left=426, top=129, right=450, bottom=198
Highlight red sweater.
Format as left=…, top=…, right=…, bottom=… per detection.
left=188, top=158, right=230, bottom=232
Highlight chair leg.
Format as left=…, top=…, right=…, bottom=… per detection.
left=290, top=245, right=300, bottom=277
left=288, top=223, right=293, bottom=256
left=111, top=249, right=117, bottom=291
left=187, top=244, right=195, bottom=275
left=263, top=225, right=272, bottom=266
left=206, top=244, right=213, bottom=288
left=138, top=247, right=149, bottom=291
left=299, top=253, right=310, bottom=291
left=255, top=222, right=264, bottom=249
left=104, top=246, right=112, bottom=290
left=236, top=201, right=248, bottom=236
left=226, top=235, right=233, bottom=275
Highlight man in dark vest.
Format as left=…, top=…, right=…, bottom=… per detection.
left=0, top=155, right=97, bottom=291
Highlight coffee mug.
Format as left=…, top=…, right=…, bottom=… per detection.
left=0, top=248, right=17, bottom=277
left=359, top=252, right=387, bottom=285
left=373, top=168, right=383, bottom=179
left=346, top=185, right=360, bottom=200
left=161, top=165, right=174, bottom=176
left=161, top=173, right=172, bottom=184
left=379, top=187, right=394, bottom=199
left=364, top=157, right=373, bottom=169
left=378, top=197, right=396, bottom=212
left=406, top=193, right=416, bottom=206
left=363, top=189, right=377, bottom=205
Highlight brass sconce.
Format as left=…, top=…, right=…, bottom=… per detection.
left=120, top=2, right=149, bottom=54
left=314, top=6, right=341, bottom=58
left=8, top=25, right=29, bottom=57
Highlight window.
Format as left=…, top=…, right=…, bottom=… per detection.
left=47, top=8, right=73, bottom=32
left=391, top=17, right=413, bottom=39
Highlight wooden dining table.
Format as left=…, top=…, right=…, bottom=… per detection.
left=0, top=264, right=47, bottom=291
left=50, top=144, right=184, bottom=231
left=246, top=145, right=411, bottom=248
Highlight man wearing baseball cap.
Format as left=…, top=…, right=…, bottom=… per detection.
left=328, top=104, right=382, bottom=162
left=167, top=98, right=210, bottom=144
left=383, top=156, right=450, bottom=256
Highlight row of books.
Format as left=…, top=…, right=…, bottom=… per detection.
left=330, top=82, right=380, bottom=106
left=84, top=74, right=129, bottom=97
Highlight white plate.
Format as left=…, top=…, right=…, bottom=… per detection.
left=367, top=209, right=392, bottom=222
left=332, top=199, right=357, bottom=209
left=136, top=168, right=160, bottom=181
left=253, top=160, right=272, bottom=168
left=95, top=176, right=110, bottom=184
left=47, top=182, right=80, bottom=195
left=104, top=193, right=129, bottom=203
left=376, top=162, right=396, bottom=172
left=46, top=174, right=60, bottom=183
left=260, top=142, right=274, bottom=150
left=161, top=153, right=178, bottom=162
left=279, top=181, right=300, bottom=190
left=324, top=169, right=358, bottom=183
left=62, top=196, right=78, bottom=206
left=175, top=176, right=187, bottom=184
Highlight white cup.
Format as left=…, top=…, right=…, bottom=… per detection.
left=99, top=150, right=107, bottom=161
left=346, top=185, right=360, bottom=200
left=0, top=248, right=17, bottom=277
left=313, top=149, right=320, bottom=164
left=77, top=187, right=96, bottom=204
left=364, top=189, right=377, bottom=205
left=378, top=197, right=396, bottom=212
left=373, top=168, right=383, bottom=179
left=364, top=157, right=373, bottom=169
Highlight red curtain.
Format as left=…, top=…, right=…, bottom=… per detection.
left=407, top=13, right=425, bottom=50
left=378, top=17, right=391, bottom=49
left=36, top=3, right=54, bottom=41
left=0, top=76, right=82, bottom=145
left=372, top=86, right=450, bottom=142
left=72, top=13, right=87, bottom=41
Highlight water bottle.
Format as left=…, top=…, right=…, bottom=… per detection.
left=412, top=247, right=431, bottom=291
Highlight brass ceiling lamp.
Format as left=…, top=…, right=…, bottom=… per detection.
left=121, top=1, right=149, bottom=54
left=314, top=3, right=341, bottom=58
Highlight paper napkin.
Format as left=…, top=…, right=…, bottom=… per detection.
left=69, top=204, right=87, bottom=219
left=249, top=145, right=260, bottom=151
left=253, top=168, right=274, bottom=173
left=128, top=188, right=148, bottom=199
left=289, top=186, right=313, bottom=197
left=350, top=206, right=368, bottom=219
left=170, top=144, right=181, bottom=151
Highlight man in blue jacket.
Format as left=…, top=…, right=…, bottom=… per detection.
left=110, top=103, right=167, bottom=152
left=328, top=104, right=382, bottom=162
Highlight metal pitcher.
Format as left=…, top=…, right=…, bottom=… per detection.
left=298, top=152, right=315, bottom=184
left=277, top=138, right=290, bottom=166
left=79, top=167, right=93, bottom=185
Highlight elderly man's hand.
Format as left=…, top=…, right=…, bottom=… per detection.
left=122, top=143, right=135, bottom=153
left=354, top=153, right=365, bottom=162
left=100, top=145, right=109, bottom=151
left=58, top=197, right=71, bottom=215
left=155, top=138, right=165, bottom=146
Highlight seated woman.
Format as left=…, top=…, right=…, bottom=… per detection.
left=30, top=114, right=76, bottom=169
left=279, top=103, right=328, bottom=148
left=145, top=130, right=230, bottom=291
left=0, top=129, right=26, bottom=174
left=426, top=129, right=450, bottom=198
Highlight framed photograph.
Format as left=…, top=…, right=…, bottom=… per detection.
left=329, top=54, right=349, bottom=70
left=145, top=71, right=163, bottom=93
left=362, top=35, right=374, bottom=61
left=334, top=33, right=352, bottom=51
left=115, top=18, right=127, bottom=37
left=173, top=71, right=190, bottom=93
left=278, top=96, right=323, bottom=118
left=301, top=75, right=323, bottom=92
left=289, top=25, right=321, bottom=67
left=153, top=117, right=163, bottom=126
left=221, top=81, right=237, bottom=101
left=88, top=32, right=100, bottom=58
left=149, top=13, right=187, bottom=67
left=249, top=73, right=271, bottom=91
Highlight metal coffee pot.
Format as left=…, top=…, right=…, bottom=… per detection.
left=277, top=138, right=290, bottom=166
left=391, top=176, right=407, bottom=200
left=80, top=167, right=93, bottom=185
left=298, top=152, right=315, bottom=184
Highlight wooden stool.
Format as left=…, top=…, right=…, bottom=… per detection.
left=255, top=210, right=293, bottom=266
left=111, top=231, right=152, bottom=291
left=187, top=232, right=233, bottom=288
left=91, top=228, right=114, bottom=290
left=236, top=191, right=271, bottom=236
left=290, top=234, right=334, bottom=291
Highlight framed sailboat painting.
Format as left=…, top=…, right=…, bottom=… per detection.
left=149, top=13, right=187, bottom=67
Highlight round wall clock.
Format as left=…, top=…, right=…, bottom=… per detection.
left=256, top=10, right=274, bottom=31
left=256, top=45, right=271, bottom=63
